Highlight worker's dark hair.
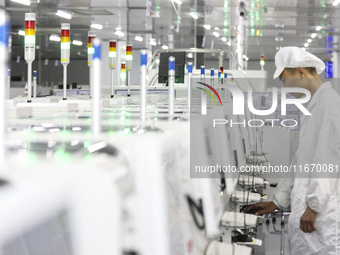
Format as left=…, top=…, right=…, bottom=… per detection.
left=285, top=67, right=316, bottom=75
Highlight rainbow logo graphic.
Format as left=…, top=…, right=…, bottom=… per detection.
left=196, top=82, right=223, bottom=106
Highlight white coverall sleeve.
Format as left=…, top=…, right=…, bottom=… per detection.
left=305, top=108, right=338, bottom=214
left=273, top=177, right=294, bottom=209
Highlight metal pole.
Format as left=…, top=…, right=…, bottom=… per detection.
left=33, top=70, right=37, bottom=98
left=127, top=70, right=131, bottom=97
left=224, top=73, right=228, bottom=101
left=92, top=39, right=102, bottom=137
left=201, top=65, right=206, bottom=115
left=63, top=65, right=67, bottom=100
left=111, top=69, right=115, bottom=98
left=140, top=50, right=147, bottom=121
left=0, top=11, right=8, bottom=165
left=168, top=56, right=175, bottom=115
left=210, top=68, right=214, bottom=105
left=126, top=42, right=133, bottom=97
left=7, top=69, right=10, bottom=99
left=27, top=62, right=32, bottom=103
left=187, top=62, right=193, bottom=111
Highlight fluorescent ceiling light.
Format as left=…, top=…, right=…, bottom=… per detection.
left=173, top=0, right=182, bottom=4
left=56, top=10, right=72, bottom=20
left=150, top=40, right=157, bottom=46
left=91, top=24, right=103, bottom=30
left=213, top=31, right=220, bottom=38
left=227, top=41, right=231, bottom=46
left=221, top=37, right=227, bottom=42
left=72, top=40, right=82, bottom=46
left=307, top=39, right=312, bottom=43
left=49, top=35, right=61, bottom=42
left=304, top=43, right=309, bottom=47
left=162, top=45, right=169, bottom=50
left=332, top=0, right=340, bottom=6
left=315, top=26, right=322, bottom=31
left=135, top=35, right=143, bottom=42
left=18, top=30, right=25, bottom=36
left=203, top=24, right=211, bottom=30
left=10, top=0, right=30, bottom=6
left=311, top=33, right=317, bottom=38
left=190, top=12, right=199, bottom=19
left=115, top=30, right=125, bottom=37
left=214, top=27, right=219, bottom=30
left=187, top=52, right=193, bottom=58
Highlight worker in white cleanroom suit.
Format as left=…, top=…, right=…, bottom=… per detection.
left=247, top=47, right=340, bottom=254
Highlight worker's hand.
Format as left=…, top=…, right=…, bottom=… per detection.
left=300, top=207, right=317, bottom=233
left=245, top=201, right=278, bottom=216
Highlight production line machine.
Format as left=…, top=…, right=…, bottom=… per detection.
left=0, top=12, right=291, bottom=255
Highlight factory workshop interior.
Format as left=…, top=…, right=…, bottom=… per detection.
left=0, top=0, right=340, bottom=255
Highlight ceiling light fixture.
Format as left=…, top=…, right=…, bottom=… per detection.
left=56, top=10, right=72, bottom=19
left=115, top=30, right=125, bottom=37
left=173, top=0, right=182, bottom=4
left=311, top=33, right=317, bottom=38
left=304, top=43, right=309, bottom=48
left=203, top=24, right=211, bottom=30
left=162, top=45, right=169, bottom=50
left=275, top=35, right=283, bottom=41
left=10, top=0, right=30, bottom=6
left=307, top=39, right=312, bottom=43
left=332, top=0, right=340, bottom=6
left=315, top=26, right=322, bottom=31
left=49, top=34, right=61, bottom=42
left=72, top=40, right=82, bottom=46
left=134, top=35, right=143, bottom=42
left=18, top=30, right=25, bottom=36
left=190, top=12, right=199, bottom=19
left=221, top=37, right=227, bottom=42
left=213, top=32, right=220, bottom=37
left=91, top=24, right=103, bottom=30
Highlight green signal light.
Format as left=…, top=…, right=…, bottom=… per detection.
left=59, top=130, right=71, bottom=136
left=83, top=153, right=92, bottom=162
left=26, top=151, right=38, bottom=164
left=54, top=149, right=71, bottom=164
left=83, top=140, right=91, bottom=148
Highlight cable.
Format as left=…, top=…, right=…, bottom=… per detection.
left=170, top=0, right=181, bottom=19
left=186, top=195, right=205, bottom=230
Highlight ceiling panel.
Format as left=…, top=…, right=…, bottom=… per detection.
left=5, top=0, right=340, bottom=62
